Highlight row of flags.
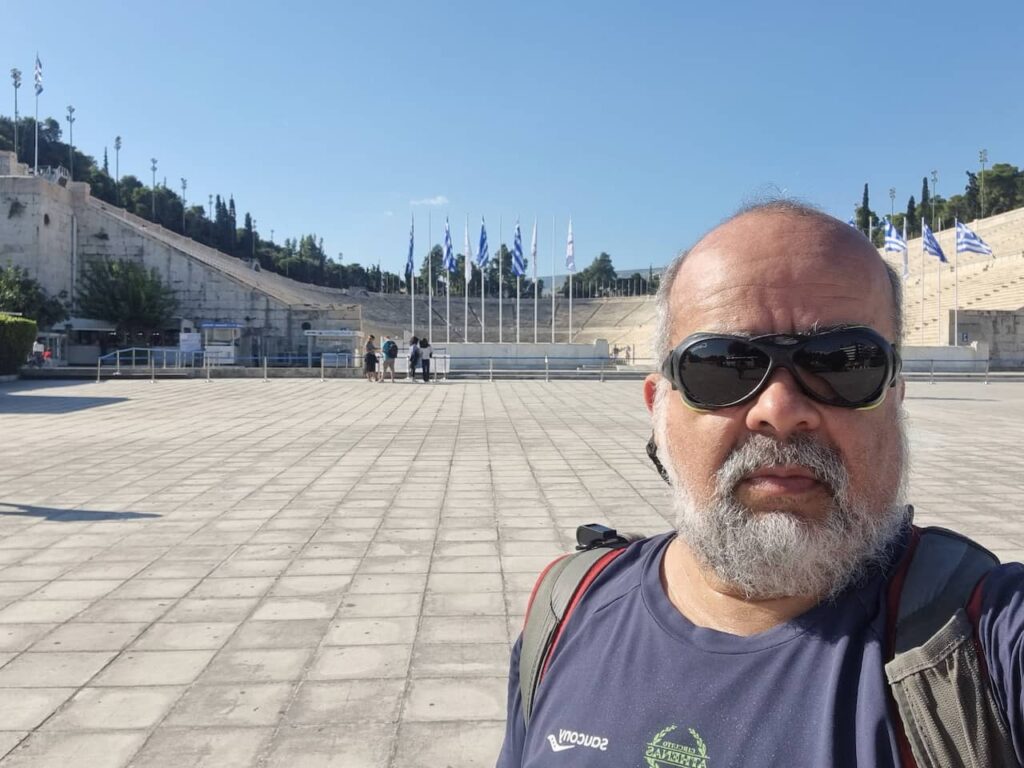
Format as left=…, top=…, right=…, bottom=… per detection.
left=877, top=217, right=992, bottom=271
left=405, top=216, right=576, bottom=282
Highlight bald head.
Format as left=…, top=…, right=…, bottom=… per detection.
left=654, top=202, right=903, bottom=359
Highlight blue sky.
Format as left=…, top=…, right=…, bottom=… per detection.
left=8, top=1, right=1022, bottom=276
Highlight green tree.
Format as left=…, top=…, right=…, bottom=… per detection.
left=905, top=196, right=918, bottom=237
left=857, top=183, right=871, bottom=233
left=920, top=177, right=931, bottom=225
left=981, top=164, right=1021, bottom=215
left=76, top=259, right=178, bottom=344
left=0, top=267, right=69, bottom=328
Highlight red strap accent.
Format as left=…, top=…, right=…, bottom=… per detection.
left=522, top=554, right=569, bottom=630
left=966, top=574, right=991, bottom=683
left=885, top=526, right=922, bottom=768
left=539, top=548, right=627, bottom=681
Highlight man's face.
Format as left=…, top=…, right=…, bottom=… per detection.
left=645, top=212, right=908, bottom=599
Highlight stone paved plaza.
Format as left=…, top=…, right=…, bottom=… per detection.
left=0, top=378, right=1022, bottom=767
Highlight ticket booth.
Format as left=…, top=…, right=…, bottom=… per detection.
left=200, top=322, right=242, bottom=365
left=304, top=329, right=359, bottom=368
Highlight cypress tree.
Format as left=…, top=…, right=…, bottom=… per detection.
left=906, top=196, right=918, bottom=237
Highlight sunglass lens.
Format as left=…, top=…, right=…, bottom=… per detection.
left=680, top=338, right=771, bottom=406
left=795, top=331, right=890, bottom=405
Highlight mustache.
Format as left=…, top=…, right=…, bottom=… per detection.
left=714, top=434, right=849, bottom=500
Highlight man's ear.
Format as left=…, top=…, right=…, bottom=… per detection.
left=643, top=374, right=660, bottom=415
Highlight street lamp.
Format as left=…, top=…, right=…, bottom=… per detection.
left=10, top=69, right=21, bottom=163
left=208, top=194, right=213, bottom=220
left=889, top=187, right=896, bottom=221
left=979, top=149, right=988, bottom=220
left=150, top=158, right=158, bottom=220
left=66, top=105, right=75, bottom=180
left=114, top=136, right=122, bottom=204
left=180, top=178, right=187, bottom=232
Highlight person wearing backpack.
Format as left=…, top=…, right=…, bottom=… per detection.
left=407, top=336, right=420, bottom=382
left=381, top=335, right=399, bottom=382
left=497, top=202, right=1024, bottom=768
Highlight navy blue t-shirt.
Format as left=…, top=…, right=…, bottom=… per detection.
left=497, top=532, right=1024, bottom=767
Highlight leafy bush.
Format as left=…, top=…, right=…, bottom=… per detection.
left=0, top=314, right=37, bottom=375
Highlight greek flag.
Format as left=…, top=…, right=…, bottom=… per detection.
left=922, top=223, right=947, bottom=263
left=955, top=220, right=993, bottom=256
left=512, top=221, right=526, bottom=277
left=34, top=54, right=43, bottom=96
left=406, top=216, right=415, bottom=277
left=847, top=218, right=856, bottom=228
left=883, top=218, right=907, bottom=253
left=464, top=218, right=473, bottom=281
left=443, top=217, right=456, bottom=272
left=566, top=218, right=575, bottom=271
left=476, top=218, right=489, bottom=268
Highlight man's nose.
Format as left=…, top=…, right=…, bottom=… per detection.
left=744, top=368, right=822, bottom=440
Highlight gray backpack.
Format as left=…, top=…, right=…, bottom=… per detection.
left=520, top=523, right=1019, bottom=768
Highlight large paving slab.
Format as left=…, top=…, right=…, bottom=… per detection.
left=0, top=377, right=1022, bottom=767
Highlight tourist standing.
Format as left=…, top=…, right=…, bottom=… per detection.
left=381, top=335, right=398, bottom=382
left=419, top=338, right=433, bottom=383
left=363, top=335, right=378, bottom=382
left=407, top=336, right=421, bottom=382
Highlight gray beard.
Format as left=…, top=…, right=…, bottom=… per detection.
left=672, top=432, right=910, bottom=601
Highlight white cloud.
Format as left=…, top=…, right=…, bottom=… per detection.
left=409, top=195, right=449, bottom=207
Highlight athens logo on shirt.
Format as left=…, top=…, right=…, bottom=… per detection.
left=546, top=728, right=609, bottom=752
left=643, top=724, right=708, bottom=768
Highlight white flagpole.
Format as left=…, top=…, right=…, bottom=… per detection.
left=902, top=218, right=909, bottom=282
left=516, top=276, right=521, bottom=344
left=428, top=212, right=433, bottom=344
left=481, top=220, right=486, bottom=343
left=411, top=214, right=416, bottom=337
left=936, top=224, right=942, bottom=346
left=953, top=219, right=959, bottom=346
left=532, top=218, right=538, bottom=344
left=464, top=216, right=471, bottom=343
left=33, top=68, right=39, bottom=175
left=446, top=220, right=451, bottom=347
left=920, top=234, right=925, bottom=346
left=567, top=217, right=574, bottom=342
left=550, top=215, right=555, bottom=343
left=498, top=216, right=503, bottom=344
left=569, top=272, right=573, bottom=340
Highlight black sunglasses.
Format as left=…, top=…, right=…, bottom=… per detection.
left=661, top=326, right=902, bottom=410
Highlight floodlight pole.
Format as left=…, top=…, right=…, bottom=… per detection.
left=150, top=158, right=158, bottom=219
left=889, top=187, right=895, bottom=221
left=180, top=178, right=187, bottom=232
left=979, top=149, right=988, bottom=220
left=66, top=105, right=75, bottom=181
left=10, top=69, right=20, bottom=163
left=114, top=136, right=122, bottom=205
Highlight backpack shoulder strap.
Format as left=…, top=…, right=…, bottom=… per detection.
left=518, top=540, right=630, bottom=726
left=891, top=526, right=999, bottom=654
left=885, top=526, right=1018, bottom=768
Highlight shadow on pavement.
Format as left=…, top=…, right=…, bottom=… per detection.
left=0, top=503, right=161, bottom=522
left=0, top=394, right=128, bottom=414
